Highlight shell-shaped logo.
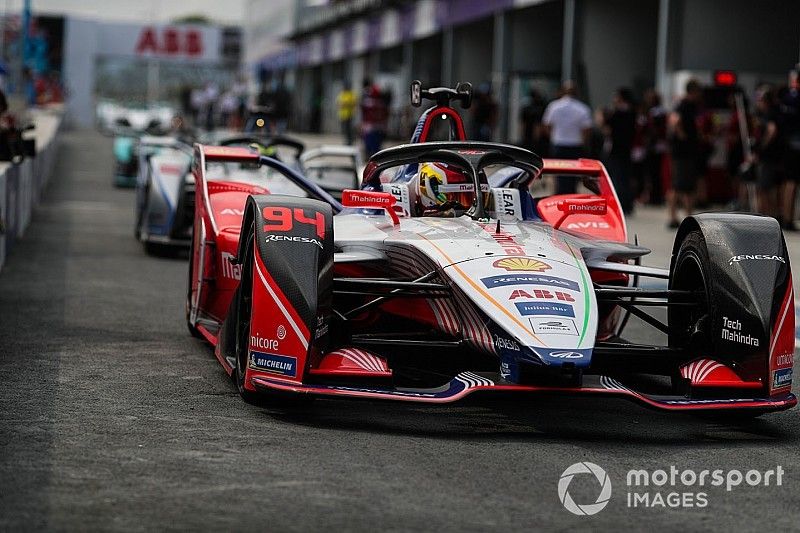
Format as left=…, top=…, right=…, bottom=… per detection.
left=493, top=257, right=551, bottom=272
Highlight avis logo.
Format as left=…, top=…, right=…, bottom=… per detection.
left=566, top=221, right=610, bottom=229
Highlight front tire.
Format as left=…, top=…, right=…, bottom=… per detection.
left=234, top=229, right=313, bottom=409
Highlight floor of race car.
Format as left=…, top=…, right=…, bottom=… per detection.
left=2, top=130, right=799, bottom=532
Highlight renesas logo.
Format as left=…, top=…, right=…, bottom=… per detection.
left=221, top=252, right=241, bottom=280
left=493, top=334, right=520, bottom=352
left=728, top=254, right=785, bottom=266
left=249, top=351, right=297, bottom=377
left=265, top=234, right=323, bottom=249
left=481, top=274, right=580, bottom=292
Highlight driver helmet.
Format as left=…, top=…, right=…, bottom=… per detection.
left=416, top=162, right=474, bottom=214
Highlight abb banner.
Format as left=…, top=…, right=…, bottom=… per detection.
left=96, top=23, right=222, bottom=62
left=135, top=27, right=203, bottom=57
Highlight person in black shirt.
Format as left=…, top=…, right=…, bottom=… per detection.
left=602, top=87, right=637, bottom=214
left=752, top=87, right=783, bottom=217
left=667, top=79, right=702, bottom=228
left=779, top=65, right=800, bottom=230
left=520, top=88, right=547, bottom=156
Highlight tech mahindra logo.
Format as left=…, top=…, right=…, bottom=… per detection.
left=221, top=252, right=241, bottom=280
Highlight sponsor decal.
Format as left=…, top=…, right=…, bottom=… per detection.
left=508, top=289, right=574, bottom=302
left=480, top=274, right=580, bottom=292
left=220, top=208, right=244, bottom=216
left=773, top=368, right=793, bottom=389
left=493, top=334, right=520, bottom=352
left=481, top=225, right=526, bottom=255
left=776, top=352, right=794, bottom=368
left=720, top=316, right=759, bottom=347
left=562, top=201, right=607, bottom=214
left=549, top=350, right=584, bottom=359
left=500, top=361, right=512, bottom=379
left=136, top=26, right=204, bottom=57
left=249, top=351, right=297, bottom=377
left=493, top=257, right=551, bottom=272
left=315, top=316, right=329, bottom=339
left=265, top=234, right=323, bottom=249
left=530, top=317, right=579, bottom=336
left=491, top=188, right=522, bottom=220
left=515, top=302, right=575, bottom=318
left=250, top=334, right=279, bottom=351
left=221, top=251, right=241, bottom=280
left=276, top=325, right=286, bottom=340
left=728, top=254, right=785, bottom=266
left=262, top=206, right=325, bottom=238
left=566, top=221, right=610, bottom=230
left=159, top=163, right=184, bottom=174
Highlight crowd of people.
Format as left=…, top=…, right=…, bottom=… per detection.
left=180, top=77, right=249, bottom=132
left=178, top=68, right=800, bottom=230
left=516, top=67, right=800, bottom=229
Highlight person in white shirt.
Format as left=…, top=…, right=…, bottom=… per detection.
left=543, top=81, right=593, bottom=194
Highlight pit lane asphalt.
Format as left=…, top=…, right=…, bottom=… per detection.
left=1, top=129, right=798, bottom=532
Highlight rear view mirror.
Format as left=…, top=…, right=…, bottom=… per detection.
left=341, top=189, right=399, bottom=225
left=410, top=80, right=422, bottom=107
left=455, top=82, right=472, bottom=109
left=554, top=197, right=607, bottom=229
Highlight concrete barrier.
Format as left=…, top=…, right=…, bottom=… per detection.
left=0, top=107, right=63, bottom=273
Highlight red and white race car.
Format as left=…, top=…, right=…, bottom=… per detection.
left=185, top=83, right=795, bottom=416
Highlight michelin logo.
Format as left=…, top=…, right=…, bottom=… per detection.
left=773, top=368, right=793, bottom=389
left=249, top=351, right=297, bottom=377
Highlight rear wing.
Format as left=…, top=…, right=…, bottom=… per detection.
left=540, top=158, right=605, bottom=176
left=537, top=158, right=627, bottom=242
left=200, top=144, right=260, bottom=163
left=193, top=143, right=342, bottom=235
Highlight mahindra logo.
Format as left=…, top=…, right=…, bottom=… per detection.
left=549, top=351, right=584, bottom=359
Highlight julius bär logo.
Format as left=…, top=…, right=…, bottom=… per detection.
left=493, top=257, right=551, bottom=272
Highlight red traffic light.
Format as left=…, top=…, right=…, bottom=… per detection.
left=714, top=70, right=737, bottom=87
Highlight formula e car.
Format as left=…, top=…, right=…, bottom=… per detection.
left=186, top=82, right=794, bottom=415
left=134, top=136, right=195, bottom=253
left=186, top=141, right=794, bottom=415
left=111, top=117, right=169, bottom=187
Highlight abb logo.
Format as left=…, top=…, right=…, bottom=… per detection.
left=263, top=207, right=325, bottom=238
left=508, top=289, right=574, bottom=302
left=136, top=27, right=203, bottom=57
